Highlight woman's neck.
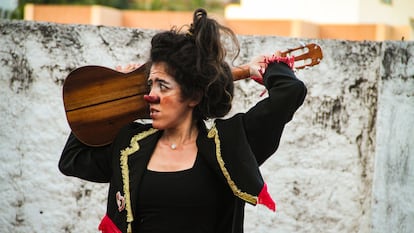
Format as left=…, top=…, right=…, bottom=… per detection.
left=161, top=121, right=199, bottom=150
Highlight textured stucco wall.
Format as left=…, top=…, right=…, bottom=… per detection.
left=371, top=42, right=414, bottom=233
left=0, top=20, right=413, bottom=233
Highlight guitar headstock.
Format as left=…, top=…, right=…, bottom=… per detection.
left=281, top=43, right=323, bottom=69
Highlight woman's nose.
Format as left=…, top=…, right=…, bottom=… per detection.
left=144, top=94, right=160, bottom=104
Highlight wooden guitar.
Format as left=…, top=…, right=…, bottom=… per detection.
left=63, top=43, right=323, bottom=146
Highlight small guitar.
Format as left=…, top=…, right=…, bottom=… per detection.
left=63, top=43, right=323, bottom=146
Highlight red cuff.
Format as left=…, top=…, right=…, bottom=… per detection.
left=98, top=214, right=122, bottom=233
left=257, top=183, right=276, bottom=211
left=264, top=55, right=295, bottom=70
left=252, top=55, right=295, bottom=88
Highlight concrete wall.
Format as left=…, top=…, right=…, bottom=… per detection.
left=0, top=20, right=413, bottom=233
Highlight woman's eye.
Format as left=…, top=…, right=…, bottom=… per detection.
left=158, top=81, right=170, bottom=91
left=159, top=83, right=167, bottom=90
left=147, top=79, right=169, bottom=92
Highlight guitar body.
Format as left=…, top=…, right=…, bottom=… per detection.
left=63, top=64, right=150, bottom=146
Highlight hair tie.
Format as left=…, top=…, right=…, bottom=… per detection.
left=194, top=8, right=207, bottom=19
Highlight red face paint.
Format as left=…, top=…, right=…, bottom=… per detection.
left=159, top=95, right=174, bottom=105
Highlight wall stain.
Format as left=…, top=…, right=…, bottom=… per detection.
left=309, top=51, right=378, bottom=220
left=382, top=42, right=414, bottom=81
left=126, top=30, right=146, bottom=47
left=126, top=30, right=149, bottom=61
left=312, top=96, right=347, bottom=134
left=1, top=48, right=34, bottom=94
left=332, top=41, right=380, bottom=74
left=73, top=184, right=93, bottom=202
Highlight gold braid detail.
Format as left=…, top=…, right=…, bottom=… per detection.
left=120, top=128, right=159, bottom=231
left=207, top=125, right=258, bottom=205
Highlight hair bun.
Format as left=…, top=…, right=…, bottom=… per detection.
left=194, top=8, right=207, bottom=20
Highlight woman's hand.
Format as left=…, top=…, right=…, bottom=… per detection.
left=115, top=63, right=141, bottom=73
left=248, top=51, right=282, bottom=85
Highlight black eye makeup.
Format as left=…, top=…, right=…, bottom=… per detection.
left=147, top=77, right=172, bottom=92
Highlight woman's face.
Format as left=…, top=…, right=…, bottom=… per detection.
left=146, top=62, right=198, bottom=130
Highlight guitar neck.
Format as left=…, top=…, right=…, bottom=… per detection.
left=231, top=43, right=323, bottom=81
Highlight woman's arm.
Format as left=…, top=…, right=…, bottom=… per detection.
left=243, top=59, right=307, bottom=165
left=58, top=133, right=113, bottom=183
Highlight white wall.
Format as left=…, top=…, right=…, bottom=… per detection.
left=0, top=0, right=17, bottom=10
left=226, top=0, right=360, bottom=22
left=371, top=41, right=414, bottom=233
left=359, top=0, right=414, bottom=25
left=0, top=20, right=413, bottom=233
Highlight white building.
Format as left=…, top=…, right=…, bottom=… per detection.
left=226, top=0, right=414, bottom=39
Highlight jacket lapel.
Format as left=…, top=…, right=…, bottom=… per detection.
left=119, top=128, right=160, bottom=231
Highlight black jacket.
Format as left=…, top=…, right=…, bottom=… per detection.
left=59, top=61, right=307, bottom=233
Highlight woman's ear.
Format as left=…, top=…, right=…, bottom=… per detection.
left=188, top=93, right=202, bottom=107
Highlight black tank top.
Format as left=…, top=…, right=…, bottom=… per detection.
left=134, top=154, right=220, bottom=233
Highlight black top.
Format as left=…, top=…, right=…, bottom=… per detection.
left=134, top=154, right=222, bottom=233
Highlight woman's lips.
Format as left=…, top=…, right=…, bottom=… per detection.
left=149, top=107, right=159, bottom=118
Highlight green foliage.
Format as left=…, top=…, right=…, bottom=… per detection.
left=133, top=0, right=223, bottom=12
left=7, top=0, right=225, bottom=19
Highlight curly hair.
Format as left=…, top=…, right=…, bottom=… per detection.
left=148, top=8, right=240, bottom=120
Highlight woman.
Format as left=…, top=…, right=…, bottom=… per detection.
left=59, top=8, right=307, bottom=233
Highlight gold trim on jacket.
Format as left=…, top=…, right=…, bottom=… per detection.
left=119, top=128, right=158, bottom=232
left=207, top=125, right=257, bottom=205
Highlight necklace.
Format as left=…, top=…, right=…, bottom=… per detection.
left=164, top=140, right=195, bottom=150
left=162, top=128, right=198, bottom=150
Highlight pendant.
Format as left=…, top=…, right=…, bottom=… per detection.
left=171, top=143, right=177, bottom=150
